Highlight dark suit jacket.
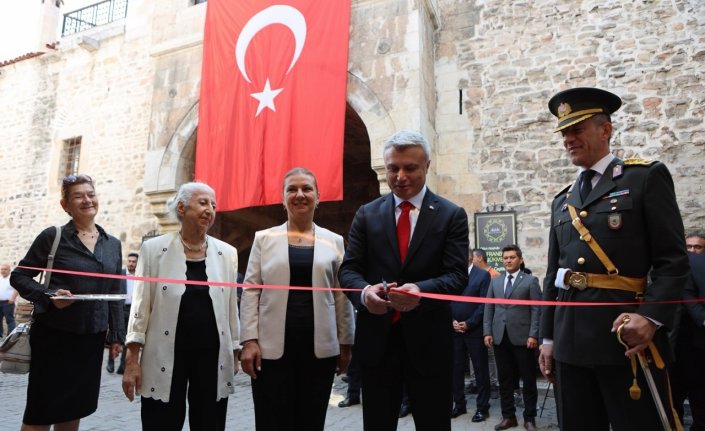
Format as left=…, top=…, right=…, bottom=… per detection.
left=681, top=252, right=705, bottom=349
left=339, top=189, right=469, bottom=374
left=484, top=270, right=541, bottom=346
left=541, top=157, right=690, bottom=366
left=452, top=266, right=491, bottom=337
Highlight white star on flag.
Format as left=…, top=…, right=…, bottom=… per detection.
left=250, top=78, right=283, bottom=116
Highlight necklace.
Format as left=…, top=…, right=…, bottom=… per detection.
left=179, top=232, right=207, bottom=252
left=287, top=222, right=314, bottom=243
left=78, top=230, right=98, bottom=239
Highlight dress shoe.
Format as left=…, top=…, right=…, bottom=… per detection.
left=494, top=416, right=518, bottom=430
left=472, top=410, right=490, bottom=423
left=338, top=396, right=360, bottom=408
left=524, top=420, right=537, bottom=431
left=106, top=359, right=114, bottom=373
left=116, top=366, right=124, bottom=375
left=398, top=404, right=411, bottom=418
left=451, top=406, right=467, bottom=418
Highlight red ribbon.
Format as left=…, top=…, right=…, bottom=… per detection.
left=17, top=265, right=703, bottom=307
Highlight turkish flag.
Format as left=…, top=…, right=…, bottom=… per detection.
left=196, top=0, right=350, bottom=211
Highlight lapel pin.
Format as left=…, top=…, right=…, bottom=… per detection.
left=613, top=164, right=623, bottom=178
left=429, top=205, right=435, bottom=210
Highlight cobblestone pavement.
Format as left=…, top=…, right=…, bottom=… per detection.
left=0, top=351, right=562, bottom=430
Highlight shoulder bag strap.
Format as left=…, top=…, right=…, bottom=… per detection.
left=44, top=226, right=62, bottom=289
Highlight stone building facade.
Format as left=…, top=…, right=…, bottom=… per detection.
left=1, top=0, right=703, bottom=278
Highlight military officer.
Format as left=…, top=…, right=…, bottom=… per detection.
left=538, top=87, right=690, bottom=430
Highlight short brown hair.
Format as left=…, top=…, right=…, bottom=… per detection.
left=61, top=174, right=94, bottom=201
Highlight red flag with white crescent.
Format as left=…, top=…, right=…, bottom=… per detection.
left=196, top=0, right=350, bottom=211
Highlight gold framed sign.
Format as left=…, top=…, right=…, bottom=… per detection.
left=474, top=211, right=517, bottom=273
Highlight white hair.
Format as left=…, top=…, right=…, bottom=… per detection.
left=166, top=182, right=216, bottom=222
left=382, top=130, right=431, bottom=160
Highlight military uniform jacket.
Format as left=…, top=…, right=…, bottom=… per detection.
left=540, top=157, right=690, bottom=366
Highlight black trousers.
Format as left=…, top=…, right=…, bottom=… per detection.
left=452, top=333, right=490, bottom=411
left=493, top=332, right=537, bottom=420
left=140, top=347, right=227, bottom=431
left=555, top=360, right=680, bottom=431
left=251, top=326, right=337, bottom=431
left=360, top=323, right=453, bottom=431
left=346, top=345, right=362, bottom=398
left=671, top=330, right=705, bottom=430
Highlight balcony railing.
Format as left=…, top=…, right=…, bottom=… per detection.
left=62, top=0, right=129, bottom=37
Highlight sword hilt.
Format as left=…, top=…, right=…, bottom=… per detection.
left=616, top=315, right=642, bottom=400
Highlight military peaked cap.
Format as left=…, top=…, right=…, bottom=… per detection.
left=548, top=87, right=622, bottom=132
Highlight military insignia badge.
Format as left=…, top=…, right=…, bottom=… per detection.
left=613, top=164, right=623, bottom=178
left=608, top=213, right=623, bottom=230
left=557, top=102, right=572, bottom=118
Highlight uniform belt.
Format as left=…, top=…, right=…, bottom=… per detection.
left=567, top=271, right=646, bottom=294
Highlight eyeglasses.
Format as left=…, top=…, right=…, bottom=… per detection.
left=62, top=174, right=93, bottom=185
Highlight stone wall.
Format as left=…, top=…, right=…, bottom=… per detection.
left=431, top=0, right=705, bottom=274
left=0, top=18, right=157, bottom=263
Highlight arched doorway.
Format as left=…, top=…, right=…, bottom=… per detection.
left=209, top=103, right=380, bottom=273
left=144, top=73, right=396, bottom=273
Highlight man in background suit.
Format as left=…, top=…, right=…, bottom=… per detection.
left=672, top=250, right=705, bottom=429
left=339, top=130, right=469, bottom=431
left=484, top=245, right=541, bottom=431
left=451, top=248, right=492, bottom=422
left=107, top=252, right=138, bottom=374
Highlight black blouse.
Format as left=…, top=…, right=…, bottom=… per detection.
left=285, top=244, right=315, bottom=329
left=175, top=258, right=219, bottom=350
left=10, top=221, right=125, bottom=342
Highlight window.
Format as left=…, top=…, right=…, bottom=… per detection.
left=62, top=137, right=82, bottom=178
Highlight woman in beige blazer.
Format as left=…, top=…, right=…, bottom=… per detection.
left=240, top=167, right=355, bottom=431
left=122, top=182, right=240, bottom=431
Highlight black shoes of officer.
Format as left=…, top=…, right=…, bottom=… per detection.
left=451, top=406, right=467, bottom=418
left=106, top=358, right=115, bottom=373
left=472, top=409, right=490, bottom=422
left=398, top=403, right=411, bottom=418
left=338, top=396, right=360, bottom=408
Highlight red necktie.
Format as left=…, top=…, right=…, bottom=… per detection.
left=397, top=201, right=413, bottom=262
left=393, top=201, right=413, bottom=323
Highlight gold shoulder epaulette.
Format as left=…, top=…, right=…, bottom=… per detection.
left=555, top=183, right=571, bottom=198
left=623, top=158, right=657, bottom=166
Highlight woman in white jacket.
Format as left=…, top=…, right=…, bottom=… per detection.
left=122, top=182, right=240, bottom=431
left=240, top=167, right=355, bottom=431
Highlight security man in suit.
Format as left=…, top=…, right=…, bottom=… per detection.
left=339, top=130, right=469, bottom=431
left=672, top=250, right=705, bottom=428
left=538, top=87, right=690, bottom=430
left=484, top=245, right=541, bottom=431
left=451, top=248, right=493, bottom=422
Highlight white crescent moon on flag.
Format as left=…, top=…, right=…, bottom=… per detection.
left=235, top=5, right=307, bottom=84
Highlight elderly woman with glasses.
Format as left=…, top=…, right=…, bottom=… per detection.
left=122, top=182, right=240, bottom=431
left=11, top=174, right=125, bottom=431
